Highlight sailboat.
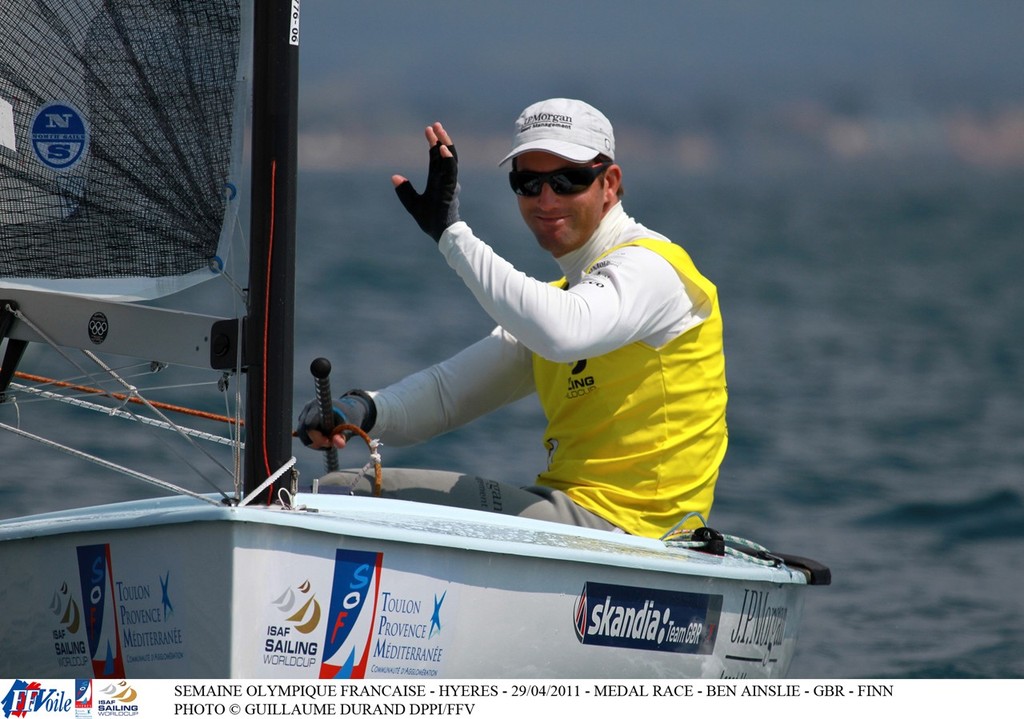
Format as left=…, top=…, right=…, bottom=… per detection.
left=0, top=0, right=828, bottom=679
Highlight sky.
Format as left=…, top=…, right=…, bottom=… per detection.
left=293, top=1, right=1024, bottom=172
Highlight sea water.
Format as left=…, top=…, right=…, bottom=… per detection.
left=1, top=163, right=1021, bottom=678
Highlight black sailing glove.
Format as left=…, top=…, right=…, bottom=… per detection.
left=393, top=141, right=461, bottom=242
left=296, top=390, right=377, bottom=449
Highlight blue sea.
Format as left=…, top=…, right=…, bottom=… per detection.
left=1, top=162, right=1022, bottom=679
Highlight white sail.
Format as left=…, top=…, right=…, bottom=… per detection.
left=0, top=0, right=251, bottom=301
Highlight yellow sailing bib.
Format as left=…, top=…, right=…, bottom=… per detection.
left=533, top=238, right=728, bottom=537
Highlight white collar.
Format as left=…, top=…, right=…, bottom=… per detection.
left=555, top=202, right=631, bottom=285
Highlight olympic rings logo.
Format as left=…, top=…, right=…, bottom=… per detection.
left=88, top=312, right=109, bottom=344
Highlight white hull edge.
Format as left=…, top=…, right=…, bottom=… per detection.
left=0, top=494, right=808, bottom=679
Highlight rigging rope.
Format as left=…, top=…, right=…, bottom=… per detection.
left=2, top=303, right=241, bottom=495
left=13, top=371, right=241, bottom=426
left=9, top=382, right=238, bottom=447
left=0, top=421, right=227, bottom=506
left=333, top=423, right=383, bottom=497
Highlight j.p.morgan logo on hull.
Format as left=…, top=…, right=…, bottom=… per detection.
left=574, top=582, right=721, bottom=654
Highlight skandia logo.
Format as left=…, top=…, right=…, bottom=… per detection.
left=1, top=680, right=72, bottom=718
left=574, top=582, right=722, bottom=655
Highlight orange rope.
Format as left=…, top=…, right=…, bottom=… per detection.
left=287, top=423, right=383, bottom=497
left=13, top=371, right=241, bottom=425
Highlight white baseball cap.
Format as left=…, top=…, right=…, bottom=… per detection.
left=499, top=98, right=615, bottom=166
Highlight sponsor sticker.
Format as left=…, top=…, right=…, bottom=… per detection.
left=289, top=0, right=301, bottom=45
left=574, top=581, right=721, bottom=654
left=88, top=313, right=109, bottom=345
left=96, top=680, right=139, bottom=717
left=77, top=545, right=126, bottom=679
left=31, top=103, right=89, bottom=171
left=51, top=580, right=90, bottom=671
left=75, top=679, right=92, bottom=717
left=319, top=549, right=383, bottom=678
left=367, top=588, right=449, bottom=678
left=262, top=579, right=325, bottom=670
left=728, top=588, right=790, bottom=651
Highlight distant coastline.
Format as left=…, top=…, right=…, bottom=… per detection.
left=298, top=104, right=1024, bottom=174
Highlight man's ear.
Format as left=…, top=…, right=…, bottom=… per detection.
left=603, top=164, right=623, bottom=206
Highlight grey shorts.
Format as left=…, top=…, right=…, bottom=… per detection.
left=317, top=467, right=622, bottom=533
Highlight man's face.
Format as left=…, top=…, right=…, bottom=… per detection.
left=514, top=151, right=621, bottom=258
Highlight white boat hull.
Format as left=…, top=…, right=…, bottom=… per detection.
left=0, top=493, right=810, bottom=678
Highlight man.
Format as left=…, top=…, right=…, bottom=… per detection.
left=298, top=98, right=728, bottom=538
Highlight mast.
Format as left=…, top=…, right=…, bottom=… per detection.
left=244, top=0, right=299, bottom=501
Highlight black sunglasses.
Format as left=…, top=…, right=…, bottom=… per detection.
left=508, top=161, right=612, bottom=197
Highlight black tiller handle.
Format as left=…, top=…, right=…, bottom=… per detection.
left=310, top=357, right=340, bottom=473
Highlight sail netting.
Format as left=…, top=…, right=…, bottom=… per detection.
left=0, top=0, right=248, bottom=300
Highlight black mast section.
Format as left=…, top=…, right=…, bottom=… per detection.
left=244, top=0, right=299, bottom=501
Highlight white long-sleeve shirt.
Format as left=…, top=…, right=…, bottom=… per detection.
left=369, top=202, right=711, bottom=446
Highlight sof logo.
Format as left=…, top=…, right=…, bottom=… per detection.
left=31, top=103, right=89, bottom=171
left=1, top=680, right=72, bottom=718
left=98, top=681, right=138, bottom=717
left=75, top=680, right=92, bottom=710
left=76, top=544, right=126, bottom=679
left=319, top=549, right=383, bottom=679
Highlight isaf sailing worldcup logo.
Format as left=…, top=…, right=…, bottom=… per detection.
left=265, top=579, right=324, bottom=668
left=51, top=580, right=89, bottom=669
left=98, top=681, right=139, bottom=717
